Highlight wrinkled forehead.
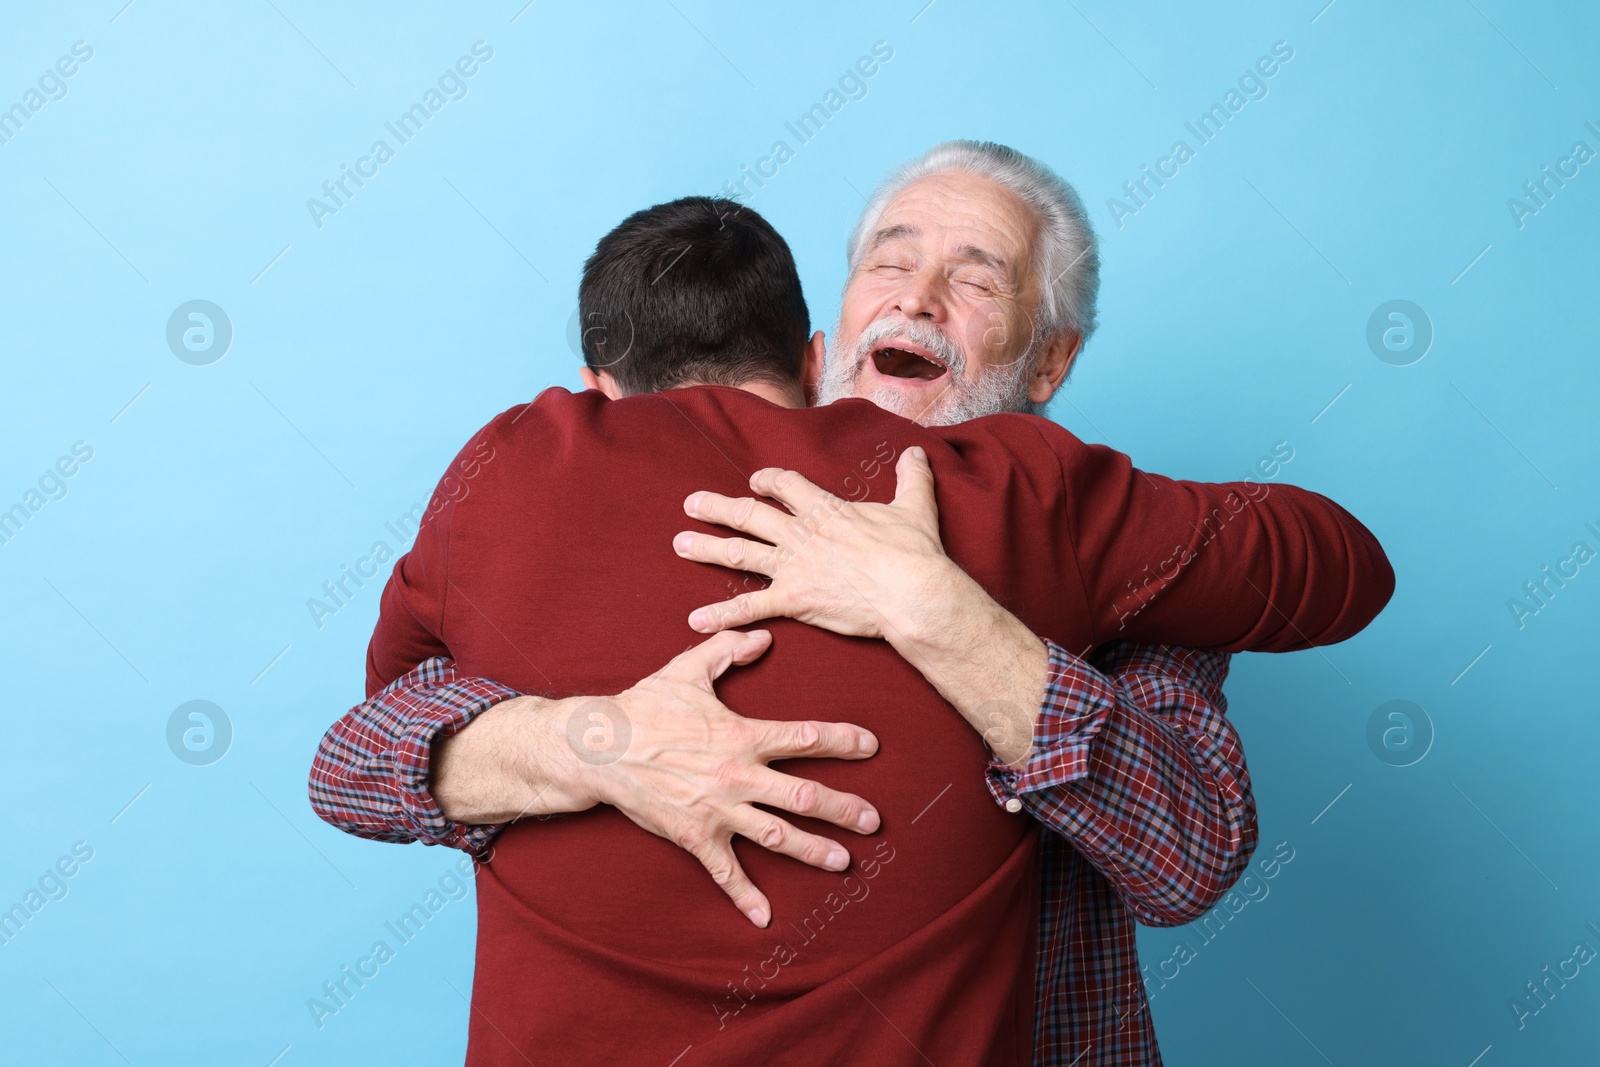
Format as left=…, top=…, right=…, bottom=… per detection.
left=865, top=171, right=1039, bottom=282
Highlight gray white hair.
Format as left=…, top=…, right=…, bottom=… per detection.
left=845, top=140, right=1100, bottom=351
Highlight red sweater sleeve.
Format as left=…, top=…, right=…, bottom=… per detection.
left=365, top=425, right=500, bottom=695
left=366, top=513, right=451, bottom=697
left=1031, top=423, right=1394, bottom=652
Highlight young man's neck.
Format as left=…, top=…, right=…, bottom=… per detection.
left=583, top=367, right=807, bottom=409
left=688, top=378, right=805, bottom=409
left=584, top=331, right=823, bottom=409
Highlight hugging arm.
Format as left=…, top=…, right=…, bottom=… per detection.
left=309, top=639, right=1252, bottom=928
left=326, top=626, right=884, bottom=928
left=679, top=429, right=1397, bottom=660
left=1039, top=424, right=1395, bottom=651
left=988, top=641, right=1253, bottom=925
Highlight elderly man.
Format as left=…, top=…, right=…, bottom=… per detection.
left=311, top=143, right=1392, bottom=1064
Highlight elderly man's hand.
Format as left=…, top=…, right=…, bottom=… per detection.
left=674, top=449, right=1047, bottom=768
left=674, top=447, right=957, bottom=639
left=577, top=629, right=881, bottom=929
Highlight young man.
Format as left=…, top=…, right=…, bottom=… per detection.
left=313, top=190, right=1392, bottom=1064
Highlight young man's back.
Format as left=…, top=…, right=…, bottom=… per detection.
left=367, top=383, right=1389, bottom=1065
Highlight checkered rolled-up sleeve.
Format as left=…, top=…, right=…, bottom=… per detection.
left=309, top=657, right=520, bottom=854
left=987, top=640, right=1255, bottom=927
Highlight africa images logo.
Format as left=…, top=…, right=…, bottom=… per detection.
left=166, top=300, right=233, bottom=365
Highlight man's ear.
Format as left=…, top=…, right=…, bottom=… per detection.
left=1028, top=330, right=1082, bottom=405
left=579, top=366, right=626, bottom=400
left=801, top=330, right=826, bottom=406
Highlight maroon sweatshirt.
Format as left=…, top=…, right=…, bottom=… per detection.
left=367, top=386, right=1392, bottom=1066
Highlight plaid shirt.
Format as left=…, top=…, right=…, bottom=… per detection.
left=310, top=641, right=1252, bottom=1066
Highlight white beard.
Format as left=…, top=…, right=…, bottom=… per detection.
left=816, top=316, right=1039, bottom=426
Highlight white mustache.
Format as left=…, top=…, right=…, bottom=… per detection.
left=817, top=314, right=1039, bottom=425
left=851, top=318, right=966, bottom=376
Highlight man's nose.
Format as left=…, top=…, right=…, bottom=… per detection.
left=893, top=268, right=948, bottom=322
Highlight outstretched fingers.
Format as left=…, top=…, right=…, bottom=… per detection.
left=673, top=531, right=782, bottom=577
left=684, top=490, right=791, bottom=542
left=686, top=590, right=784, bottom=634
left=751, top=766, right=880, bottom=836
left=758, top=717, right=878, bottom=762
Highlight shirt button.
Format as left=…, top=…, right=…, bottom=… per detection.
left=1004, top=798, right=1023, bottom=814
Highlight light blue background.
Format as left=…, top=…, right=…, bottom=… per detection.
left=2, top=1, right=1596, bottom=1063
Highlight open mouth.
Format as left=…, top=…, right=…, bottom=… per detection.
left=871, top=341, right=948, bottom=382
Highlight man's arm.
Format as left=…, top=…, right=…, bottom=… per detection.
left=1031, top=421, right=1394, bottom=652
left=311, top=638, right=1249, bottom=929
left=680, top=431, right=1395, bottom=658
left=311, top=631, right=884, bottom=929
left=674, top=444, right=1392, bottom=758
left=987, top=641, right=1254, bottom=926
